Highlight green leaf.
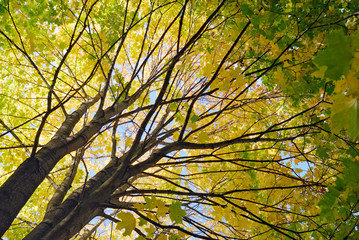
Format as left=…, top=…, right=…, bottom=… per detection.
left=251, top=15, right=260, bottom=29
left=240, top=4, right=253, bottom=15
left=0, top=3, right=6, bottom=14
left=190, top=113, right=199, bottom=123
left=169, top=201, right=186, bottom=224
left=169, top=102, right=177, bottom=111
left=139, top=217, right=147, bottom=226
left=343, top=158, right=359, bottom=185
left=314, top=30, right=353, bottom=80
left=316, top=147, right=329, bottom=159
left=174, top=112, right=183, bottom=122
left=169, top=234, right=179, bottom=240
left=145, top=225, right=155, bottom=238
left=145, top=196, right=156, bottom=209
left=331, top=97, right=359, bottom=139
left=334, top=177, right=346, bottom=192
left=110, top=86, right=117, bottom=93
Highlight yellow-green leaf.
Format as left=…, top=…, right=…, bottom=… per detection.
left=116, top=212, right=136, bottom=236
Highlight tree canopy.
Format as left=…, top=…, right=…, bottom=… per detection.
left=0, top=0, right=358, bottom=239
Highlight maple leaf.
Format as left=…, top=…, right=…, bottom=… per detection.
left=169, top=201, right=186, bottom=224
left=314, top=30, right=353, bottom=80
left=116, top=212, right=136, bottom=236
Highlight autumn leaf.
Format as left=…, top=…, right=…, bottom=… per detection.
left=155, top=199, right=168, bottom=218
left=158, top=234, right=167, bottom=240
left=116, top=212, right=136, bottom=236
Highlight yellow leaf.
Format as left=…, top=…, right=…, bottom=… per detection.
left=311, top=65, right=327, bottom=78
left=155, top=199, right=168, bottom=218
left=198, top=131, right=210, bottom=142
left=212, top=77, right=231, bottom=91
left=352, top=52, right=359, bottom=72
left=268, top=149, right=277, bottom=155
left=134, top=202, right=145, bottom=211
left=178, top=231, right=186, bottom=238
left=203, top=63, right=213, bottom=78
left=177, top=63, right=186, bottom=71
left=233, top=74, right=245, bottom=88
left=246, top=202, right=259, bottom=215
left=283, top=61, right=291, bottom=68
left=220, top=79, right=231, bottom=91
left=157, top=234, right=167, bottom=240
left=270, top=42, right=281, bottom=55
left=125, top=137, right=133, bottom=147
left=172, top=131, right=179, bottom=140
left=116, top=212, right=136, bottom=236
left=274, top=68, right=287, bottom=89
left=145, top=225, right=155, bottom=238
left=212, top=205, right=224, bottom=221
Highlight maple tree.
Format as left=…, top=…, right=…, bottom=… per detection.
left=0, top=0, right=358, bottom=239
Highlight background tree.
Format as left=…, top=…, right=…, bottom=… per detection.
left=0, top=0, right=358, bottom=239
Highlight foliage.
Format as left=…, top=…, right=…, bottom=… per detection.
left=318, top=155, right=359, bottom=239
left=0, top=0, right=358, bottom=239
